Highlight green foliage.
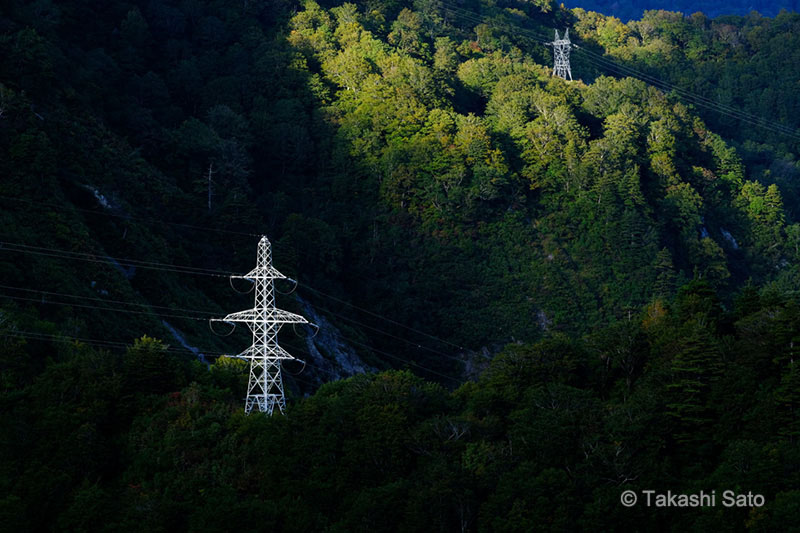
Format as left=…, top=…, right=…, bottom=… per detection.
left=574, top=7, right=800, bottom=218
left=665, top=321, right=722, bottom=444
left=1, top=0, right=795, bottom=352
left=2, top=0, right=800, bottom=529
left=2, top=281, right=800, bottom=530
left=123, top=336, right=186, bottom=397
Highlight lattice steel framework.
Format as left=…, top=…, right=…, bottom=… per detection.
left=212, top=236, right=310, bottom=415
left=549, top=29, right=573, bottom=81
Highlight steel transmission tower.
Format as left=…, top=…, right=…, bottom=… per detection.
left=549, top=28, right=573, bottom=81
left=211, top=236, right=311, bottom=415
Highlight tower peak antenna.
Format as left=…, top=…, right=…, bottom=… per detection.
left=211, top=236, right=313, bottom=415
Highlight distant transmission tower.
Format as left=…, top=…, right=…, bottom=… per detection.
left=549, top=28, right=573, bottom=81
left=211, top=236, right=311, bottom=415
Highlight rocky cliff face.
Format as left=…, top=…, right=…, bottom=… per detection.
left=298, top=297, right=377, bottom=386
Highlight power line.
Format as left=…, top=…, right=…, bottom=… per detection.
left=0, top=323, right=352, bottom=381
left=0, top=291, right=206, bottom=321
left=0, top=240, right=232, bottom=277
left=0, top=328, right=230, bottom=359
left=0, top=329, right=325, bottom=388
left=570, top=46, right=800, bottom=140
left=0, top=283, right=221, bottom=316
left=0, top=233, right=466, bottom=354
left=2, top=189, right=466, bottom=350
left=0, top=275, right=464, bottom=366
left=0, top=278, right=468, bottom=379
left=433, top=0, right=800, bottom=141
left=336, top=332, right=461, bottom=383
left=0, top=192, right=469, bottom=353
left=568, top=42, right=800, bottom=136
left=301, top=285, right=465, bottom=351
left=0, top=283, right=460, bottom=384
left=1, top=320, right=436, bottom=385
left=4, top=3, right=795, bottom=370
left=0, top=194, right=260, bottom=238
left=306, top=299, right=464, bottom=362
left=433, top=1, right=550, bottom=45
left=0, top=329, right=395, bottom=393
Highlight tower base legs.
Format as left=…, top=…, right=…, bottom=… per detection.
left=245, top=394, right=285, bottom=415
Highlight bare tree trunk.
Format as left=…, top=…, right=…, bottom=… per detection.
left=206, top=162, right=215, bottom=212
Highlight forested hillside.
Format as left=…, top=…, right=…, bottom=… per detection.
left=2, top=0, right=800, bottom=530
left=570, top=7, right=800, bottom=222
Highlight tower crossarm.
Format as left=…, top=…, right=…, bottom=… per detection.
left=231, top=266, right=288, bottom=281
left=211, top=308, right=309, bottom=324
left=228, top=344, right=297, bottom=361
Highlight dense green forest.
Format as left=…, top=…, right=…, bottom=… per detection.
left=3, top=286, right=800, bottom=530
left=2, top=0, right=800, bottom=530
